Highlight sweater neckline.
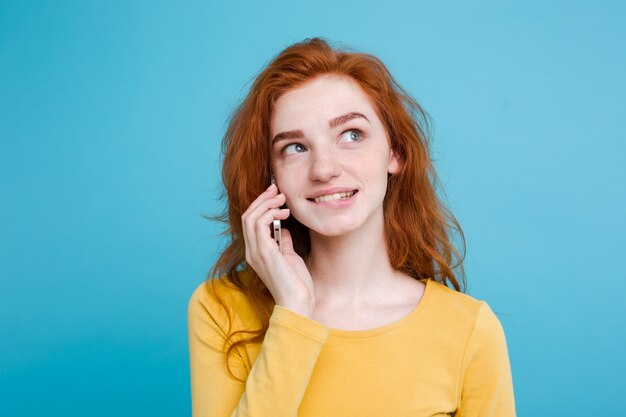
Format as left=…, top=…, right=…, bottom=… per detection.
left=327, top=278, right=434, bottom=339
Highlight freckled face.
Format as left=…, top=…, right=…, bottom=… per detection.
left=269, top=74, right=400, bottom=237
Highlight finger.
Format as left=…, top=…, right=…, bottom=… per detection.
left=280, top=227, right=296, bottom=255
left=243, top=192, right=286, bottom=229
left=243, top=193, right=286, bottom=235
left=241, top=188, right=280, bottom=258
left=241, top=194, right=285, bottom=240
left=244, top=184, right=279, bottom=217
left=245, top=206, right=289, bottom=255
left=243, top=192, right=285, bottom=230
left=254, top=207, right=290, bottom=236
left=254, top=208, right=290, bottom=249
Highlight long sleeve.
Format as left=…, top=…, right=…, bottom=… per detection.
left=455, top=302, right=516, bottom=417
left=188, top=284, right=331, bottom=417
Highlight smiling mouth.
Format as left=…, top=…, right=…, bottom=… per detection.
left=307, top=190, right=358, bottom=203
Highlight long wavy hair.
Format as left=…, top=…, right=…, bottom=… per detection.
left=205, top=37, right=465, bottom=381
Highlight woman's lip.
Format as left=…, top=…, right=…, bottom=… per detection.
left=306, top=187, right=358, bottom=199
left=307, top=190, right=359, bottom=204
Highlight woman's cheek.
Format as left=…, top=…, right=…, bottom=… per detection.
left=284, top=194, right=293, bottom=209
left=284, top=195, right=307, bottom=222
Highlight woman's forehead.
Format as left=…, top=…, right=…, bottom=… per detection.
left=270, top=75, right=379, bottom=133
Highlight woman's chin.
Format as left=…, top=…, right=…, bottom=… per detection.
left=303, top=219, right=362, bottom=238
left=310, top=229, right=352, bottom=238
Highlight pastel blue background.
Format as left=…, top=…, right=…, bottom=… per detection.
left=1, top=1, right=624, bottom=416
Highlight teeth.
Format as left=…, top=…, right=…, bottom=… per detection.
left=314, top=191, right=355, bottom=203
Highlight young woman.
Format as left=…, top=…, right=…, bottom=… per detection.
left=188, top=37, right=516, bottom=417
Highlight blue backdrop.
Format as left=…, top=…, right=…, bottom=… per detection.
left=1, top=1, right=625, bottom=416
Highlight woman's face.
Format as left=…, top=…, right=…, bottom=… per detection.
left=269, top=74, right=400, bottom=237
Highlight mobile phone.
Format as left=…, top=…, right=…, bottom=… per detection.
left=270, top=175, right=282, bottom=253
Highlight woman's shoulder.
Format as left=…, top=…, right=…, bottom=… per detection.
left=424, top=278, right=503, bottom=331
left=189, top=275, right=245, bottom=307
left=426, top=278, right=482, bottom=306
left=188, top=272, right=262, bottom=329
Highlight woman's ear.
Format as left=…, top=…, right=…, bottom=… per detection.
left=387, top=149, right=401, bottom=174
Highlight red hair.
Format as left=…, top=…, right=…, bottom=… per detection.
left=206, top=37, right=465, bottom=381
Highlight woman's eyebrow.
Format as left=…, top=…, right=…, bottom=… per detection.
left=272, top=112, right=370, bottom=145
left=329, top=111, right=370, bottom=128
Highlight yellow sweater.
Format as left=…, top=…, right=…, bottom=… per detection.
left=188, top=276, right=516, bottom=417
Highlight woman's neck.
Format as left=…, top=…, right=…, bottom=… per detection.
left=305, top=212, right=402, bottom=308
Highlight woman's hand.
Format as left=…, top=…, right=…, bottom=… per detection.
left=241, top=183, right=316, bottom=318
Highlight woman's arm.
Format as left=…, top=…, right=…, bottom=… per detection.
left=188, top=284, right=330, bottom=417
left=455, top=302, right=517, bottom=417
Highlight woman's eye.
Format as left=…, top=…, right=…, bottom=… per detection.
left=339, top=129, right=363, bottom=143
left=283, top=143, right=306, bottom=155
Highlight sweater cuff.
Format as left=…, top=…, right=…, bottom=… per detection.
left=271, top=304, right=332, bottom=343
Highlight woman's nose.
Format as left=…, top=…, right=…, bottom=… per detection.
left=308, top=149, right=342, bottom=182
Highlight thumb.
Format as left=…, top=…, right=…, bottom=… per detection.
left=280, top=228, right=297, bottom=255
